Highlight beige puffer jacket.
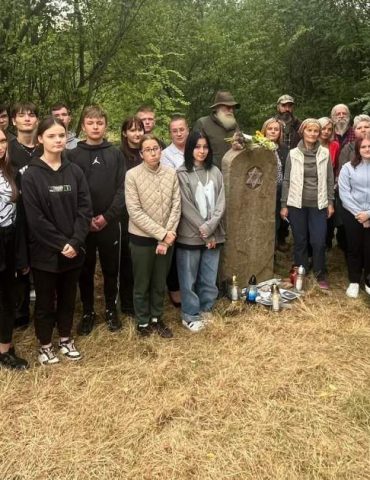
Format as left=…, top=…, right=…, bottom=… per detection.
left=125, top=162, right=181, bottom=241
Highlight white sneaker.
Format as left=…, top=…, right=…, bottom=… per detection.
left=58, top=339, right=82, bottom=361
left=38, top=346, right=60, bottom=365
left=365, top=284, right=370, bottom=295
left=182, top=319, right=205, bottom=332
left=346, top=283, right=359, bottom=298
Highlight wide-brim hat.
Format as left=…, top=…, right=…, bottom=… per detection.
left=210, top=90, right=240, bottom=109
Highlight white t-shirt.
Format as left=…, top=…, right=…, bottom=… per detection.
left=0, top=171, right=16, bottom=227
left=161, top=143, right=185, bottom=170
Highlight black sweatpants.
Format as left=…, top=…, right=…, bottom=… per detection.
left=14, top=272, right=30, bottom=323
left=342, top=207, right=370, bottom=283
left=0, top=226, right=16, bottom=344
left=119, top=216, right=134, bottom=313
left=79, top=220, right=121, bottom=313
left=33, top=267, right=81, bottom=345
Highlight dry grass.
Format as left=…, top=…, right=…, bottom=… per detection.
left=1, top=247, right=370, bottom=480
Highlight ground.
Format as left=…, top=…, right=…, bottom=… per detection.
left=0, top=246, right=369, bottom=480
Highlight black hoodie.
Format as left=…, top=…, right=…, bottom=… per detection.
left=21, top=157, right=92, bottom=273
left=67, top=140, right=125, bottom=222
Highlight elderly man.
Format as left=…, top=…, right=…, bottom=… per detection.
left=161, top=114, right=189, bottom=170
left=331, top=103, right=355, bottom=149
left=275, top=94, right=301, bottom=149
left=194, top=90, right=239, bottom=169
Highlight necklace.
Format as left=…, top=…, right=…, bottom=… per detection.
left=19, top=142, right=37, bottom=156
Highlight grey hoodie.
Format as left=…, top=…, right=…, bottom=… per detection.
left=176, top=164, right=225, bottom=246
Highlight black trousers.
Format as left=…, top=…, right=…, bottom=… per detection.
left=342, top=208, right=370, bottom=283
left=33, top=267, right=81, bottom=345
left=14, top=272, right=30, bottom=323
left=119, top=216, right=134, bottom=313
left=166, top=245, right=180, bottom=292
left=0, top=226, right=16, bottom=344
left=79, top=221, right=121, bottom=312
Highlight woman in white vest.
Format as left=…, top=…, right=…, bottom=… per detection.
left=280, top=119, right=335, bottom=289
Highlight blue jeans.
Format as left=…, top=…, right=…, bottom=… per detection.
left=176, top=247, right=220, bottom=323
left=288, top=206, right=327, bottom=279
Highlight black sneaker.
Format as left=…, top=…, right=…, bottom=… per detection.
left=77, top=312, right=96, bottom=336
left=137, top=324, right=152, bottom=337
left=0, top=350, right=29, bottom=370
left=151, top=317, right=173, bottom=338
left=105, top=309, right=122, bottom=332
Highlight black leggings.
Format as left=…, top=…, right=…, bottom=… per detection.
left=0, top=226, right=17, bottom=344
left=33, top=268, right=81, bottom=345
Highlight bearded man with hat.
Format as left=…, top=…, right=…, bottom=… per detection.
left=275, top=94, right=301, bottom=150
left=194, top=90, right=240, bottom=169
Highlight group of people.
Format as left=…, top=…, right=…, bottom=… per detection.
left=0, top=91, right=369, bottom=371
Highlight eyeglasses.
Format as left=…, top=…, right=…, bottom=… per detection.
left=142, top=146, right=160, bottom=154
left=171, top=128, right=187, bottom=134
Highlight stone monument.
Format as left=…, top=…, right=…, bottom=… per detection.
left=220, top=147, right=277, bottom=288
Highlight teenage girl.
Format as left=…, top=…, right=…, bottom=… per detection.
left=21, top=116, right=92, bottom=365
left=0, top=128, right=28, bottom=369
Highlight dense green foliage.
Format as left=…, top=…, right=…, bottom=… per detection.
left=1, top=0, right=369, bottom=136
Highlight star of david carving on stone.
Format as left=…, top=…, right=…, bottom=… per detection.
left=245, top=166, right=263, bottom=189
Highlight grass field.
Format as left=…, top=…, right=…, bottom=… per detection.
left=1, top=246, right=369, bottom=480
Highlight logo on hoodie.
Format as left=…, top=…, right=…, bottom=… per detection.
left=92, top=156, right=100, bottom=165
left=49, top=185, right=72, bottom=193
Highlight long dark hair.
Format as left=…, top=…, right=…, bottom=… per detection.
left=352, top=132, right=370, bottom=168
left=120, top=116, right=145, bottom=163
left=0, top=132, right=17, bottom=201
left=184, top=130, right=213, bottom=172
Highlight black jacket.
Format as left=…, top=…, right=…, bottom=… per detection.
left=21, top=157, right=92, bottom=273
left=8, top=137, right=42, bottom=172
left=68, top=140, right=125, bottom=223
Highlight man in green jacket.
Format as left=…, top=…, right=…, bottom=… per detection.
left=193, top=90, right=240, bottom=169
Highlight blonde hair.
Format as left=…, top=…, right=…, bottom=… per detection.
left=298, top=118, right=321, bottom=136
left=260, top=118, right=284, bottom=144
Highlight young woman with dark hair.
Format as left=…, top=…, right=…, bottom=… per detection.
left=119, top=116, right=145, bottom=315
left=339, top=133, right=370, bottom=298
left=176, top=131, right=225, bottom=332
left=21, top=116, right=92, bottom=364
left=0, top=129, right=28, bottom=369
left=120, top=116, right=145, bottom=170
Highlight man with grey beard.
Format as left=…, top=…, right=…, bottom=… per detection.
left=330, top=103, right=355, bottom=150
left=275, top=95, right=301, bottom=149
left=194, top=90, right=239, bottom=169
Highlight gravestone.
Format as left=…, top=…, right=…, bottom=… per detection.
left=220, top=147, right=277, bottom=288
